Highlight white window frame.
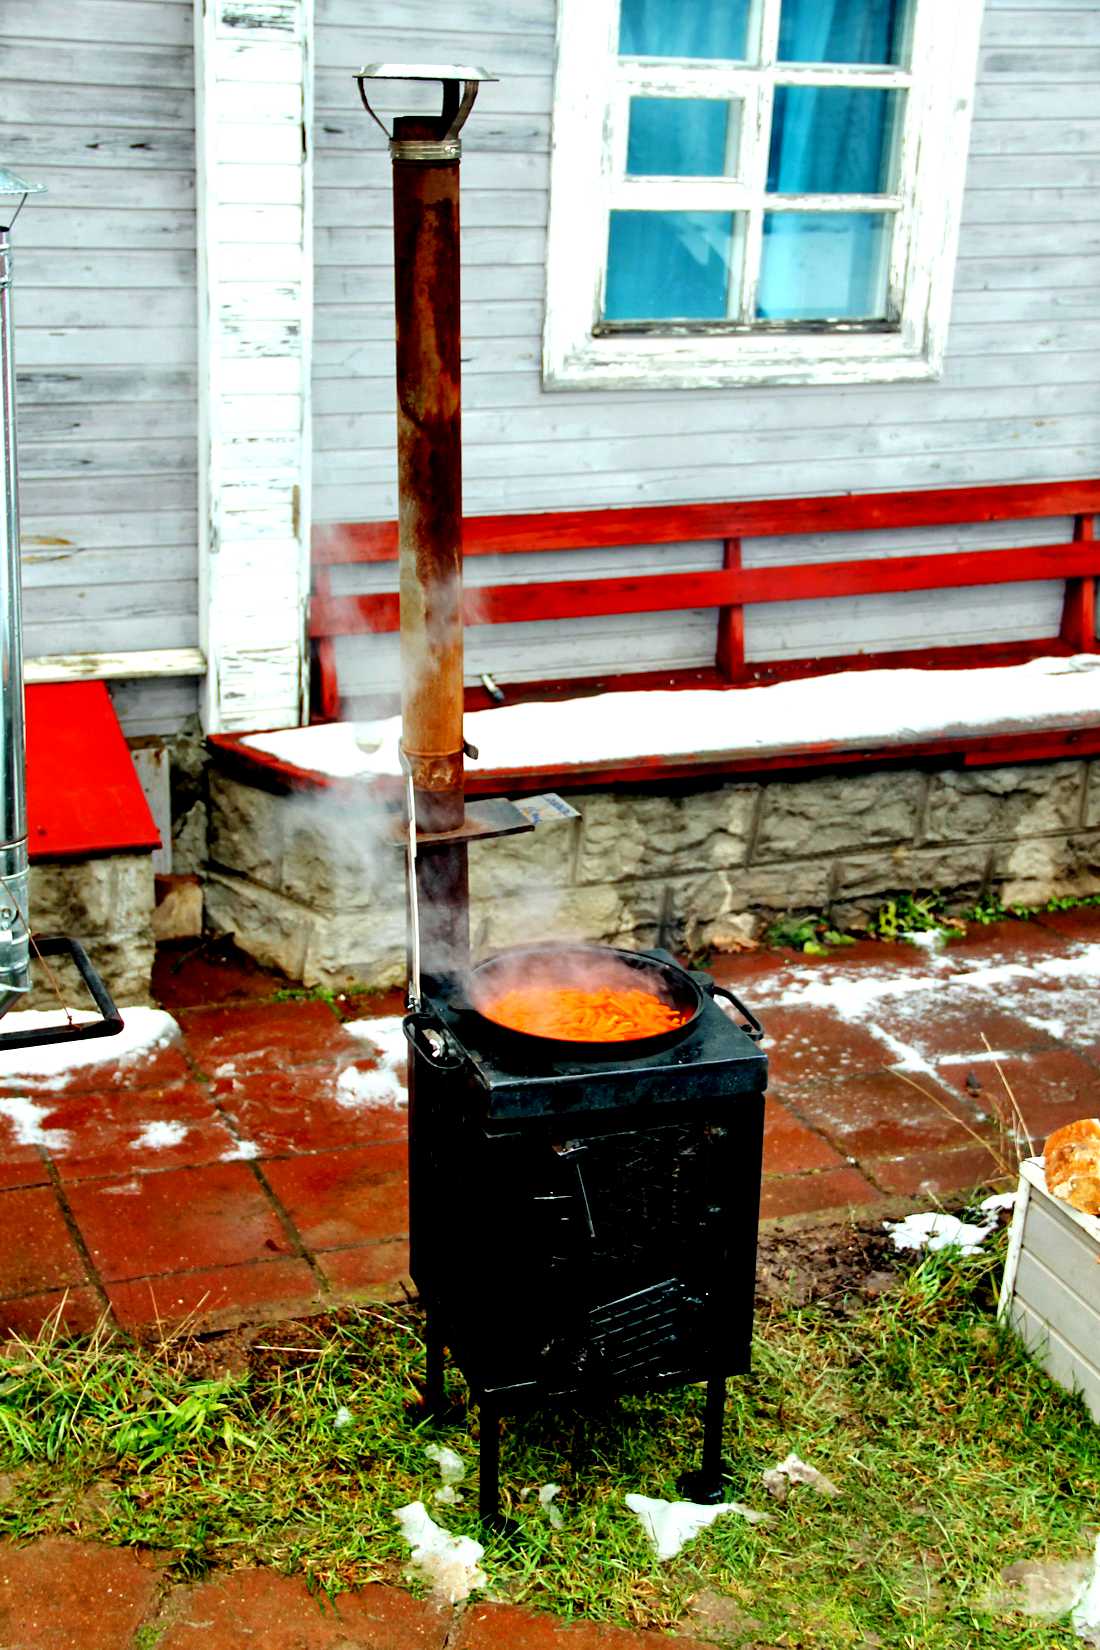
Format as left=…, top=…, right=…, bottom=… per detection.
left=542, top=0, right=985, bottom=390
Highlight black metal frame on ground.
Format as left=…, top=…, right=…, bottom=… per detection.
left=0, top=935, right=123, bottom=1050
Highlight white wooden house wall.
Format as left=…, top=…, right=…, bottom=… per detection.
left=3, top=0, right=203, bottom=735
left=312, top=0, right=1100, bottom=707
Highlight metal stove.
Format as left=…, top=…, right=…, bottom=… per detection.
left=405, top=944, right=767, bottom=1522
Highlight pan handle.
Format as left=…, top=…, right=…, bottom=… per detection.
left=707, top=983, right=765, bottom=1043
left=403, top=1010, right=465, bottom=1073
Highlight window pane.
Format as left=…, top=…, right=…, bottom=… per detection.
left=618, top=0, right=751, bottom=60
left=757, top=212, right=891, bottom=320
left=605, top=211, right=743, bottom=320
left=778, top=0, right=908, bottom=65
left=626, top=98, right=741, bottom=177
left=767, top=88, right=900, bottom=194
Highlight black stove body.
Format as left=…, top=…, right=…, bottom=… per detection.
left=405, top=948, right=768, bottom=1521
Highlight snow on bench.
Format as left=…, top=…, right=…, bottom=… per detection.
left=231, top=655, right=1100, bottom=796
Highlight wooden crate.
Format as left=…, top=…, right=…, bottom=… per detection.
left=999, top=1158, right=1100, bottom=1423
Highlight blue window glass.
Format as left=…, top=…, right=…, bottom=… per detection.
left=778, top=0, right=908, bottom=65
left=756, top=212, right=891, bottom=320
left=626, top=98, right=741, bottom=177
left=618, top=0, right=751, bottom=60
left=604, top=211, right=742, bottom=320
left=767, top=88, right=900, bottom=194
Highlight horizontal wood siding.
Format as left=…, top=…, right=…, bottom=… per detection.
left=3, top=0, right=200, bottom=733
left=1010, top=1193, right=1100, bottom=1423
left=312, top=0, right=1100, bottom=691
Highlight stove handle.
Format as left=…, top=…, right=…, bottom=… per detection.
left=706, top=984, right=765, bottom=1043
left=402, top=1010, right=465, bottom=1073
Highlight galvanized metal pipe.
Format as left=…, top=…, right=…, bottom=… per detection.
left=0, top=223, right=29, bottom=1002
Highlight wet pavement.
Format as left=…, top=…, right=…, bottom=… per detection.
left=0, top=910, right=1095, bottom=1340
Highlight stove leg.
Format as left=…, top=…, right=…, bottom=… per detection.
left=424, top=1315, right=446, bottom=1416
left=478, top=1398, right=501, bottom=1527
left=676, top=1375, right=727, bottom=1504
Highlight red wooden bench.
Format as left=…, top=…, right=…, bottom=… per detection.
left=208, top=479, right=1100, bottom=795
left=310, top=478, right=1099, bottom=719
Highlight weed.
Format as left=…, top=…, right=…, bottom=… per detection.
left=765, top=914, right=856, bottom=955
left=0, top=1248, right=1095, bottom=1645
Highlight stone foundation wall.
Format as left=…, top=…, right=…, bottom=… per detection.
left=203, top=759, right=1100, bottom=991
left=26, top=855, right=155, bottom=1009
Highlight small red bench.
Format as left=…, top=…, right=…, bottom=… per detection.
left=210, top=479, right=1100, bottom=793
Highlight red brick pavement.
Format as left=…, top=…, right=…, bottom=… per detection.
left=0, top=910, right=1094, bottom=1341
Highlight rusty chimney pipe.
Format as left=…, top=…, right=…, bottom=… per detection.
left=355, top=65, right=497, bottom=987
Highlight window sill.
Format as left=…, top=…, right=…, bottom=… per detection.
left=542, top=326, right=943, bottom=391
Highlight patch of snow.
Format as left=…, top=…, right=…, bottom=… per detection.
left=242, top=656, right=1100, bottom=780
left=333, top=1406, right=353, bottom=1430
left=1035, top=945, right=1100, bottom=982
left=886, top=1212, right=992, bottom=1255
left=0, top=1095, right=69, bottom=1153
left=624, top=1493, right=768, bottom=1561
left=102, top=1179, right=142, bottom=1196
left=221, top=1138, right=260, bottom=1161
left=979, top=1190, right=1018, bottom=1215
left=867, top=1024, right=941, bottom=1081
left=343, top=1016, right=407, bottom=1073
left=762, top=1453, right=840, bottom=1503
left=334, top=1064, right=405, bottom=1111
left=131, top=1120, right=188, bottom=1151
left=425, top=1443, right=465, bottom=1485
left=0, top=1008, right=179, bottom=1087
left=538, top=1483, right=564, bottom=1529
left=393, top=1501, right=486, bottom=1603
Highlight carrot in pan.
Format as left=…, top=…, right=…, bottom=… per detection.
left=483, top=984, right=688, bottom=1042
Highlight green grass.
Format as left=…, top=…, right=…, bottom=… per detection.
left=0, top=1243, right=1095, bottom=1645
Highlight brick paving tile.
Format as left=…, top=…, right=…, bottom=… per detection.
left=179, top=999, right=353, bottom=1076
left=263, top=1142, right=408, bottom=1251
left=762, top=1098, right=845, bottom=1176
left=0, top=1285, right=104, bottom=1341
left=789, top=1070, right=988, bottom=1158
left=0, top=1186, right=90, bottom=1297
left=761, top=1007, right=887, bottom=1090
left=866, top=989, right=1052, bottom=1062
left=865, top=1141, right=1012, bottom=1199
left=0, top=1537, right=167, bottom=1650
left=157, top=1571, right=450, bottom=1650
left=759, top=1165, right=881, bottom=1221
left=1034, top=906, right=1100, bottom=941
left=938, top=918, right=1067, bottom=967
left=46, top=1082, right=238, bottom=1183
left=0, top=1148, right=52, bottom=1191
left=936, top=1049, right=1100, bottom=1147
left=108, top=1258, right=319, bottom=1333
left=66, top=1161, right=294, bottom=1282
left=0, top=1040, right=192, bottom=1100
left=152, top=938, right=287, bottom=1012
left=317, top=1238, right=411, bottom=1299
left=213, top=1064, right=407, bottom=1157
left=454, top=1601, right=718, bottom=1649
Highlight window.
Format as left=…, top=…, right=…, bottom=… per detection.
left=543, top=0, right=985, bottom=389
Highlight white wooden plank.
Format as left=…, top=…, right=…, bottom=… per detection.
left=966, top=155, right=1100, bottom=189
left=3, top=125, right=196, bottom=172
left=25, top=648, right=203, bottom=684
left=18, top=440, right=196, bottom=479
left=24, top=612, right=200, bottom=657
left=16, top=211, right=195, bottom=252
left=2, top=0, right=193, bottom=46
left=15, top=329, right=197, bottom=370
left=22, top=544, right=197, bottom=590
left=0, top=42, right=194, bottom=92
left=316, top=0, right=552, bottom=39
left=969, top=118, right=1100, bottom=154
left=964, top=186, right=1100, bottom=222
left=1011, top=1299, right=1100, bottom=1423
left=109, top=676, right=200, bottom=737
left=11, top=166, right=195, bottom=211
left=20, top=513, right=197, bottom=552
left=196, top=0, right=312, bottom=735
left=3, top=83, right=191, bottom=129
left=16, top=251, right=196, bottom=291
left=24, top=289, right=197, bottom=330
left=975, top=83, right=1100, bottom=118
left=16, top=368, right=196, bottom=406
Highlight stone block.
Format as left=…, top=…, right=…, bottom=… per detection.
left=172, top=799, right=208, bottom=875
left=991, top=831, right=1100, bottom=907
left=303, top=906, right=406, bottom=992
left=752, top=769, right=923, bottom=863
left=467, top=814, right=578, bottom=901
left=30, top=855, right=154, bottom=937
left=575, top=784, right=757, bottom=884
left=1087, top=762, right=1100, bottom=830
left=204, top=871, right=311, bottom=983
left=153, top=874, right=203, bottom=941
left=669, top=862, right=833, bottom=952
left=472, top=880, right=666, bottom=955
left=280, top=795, right=396, bottom=909
left=923, top=761, right=1085, bottom=844
left=829, top=844, right=990, bottom=929
left=208, top=773, right=285, bottom=886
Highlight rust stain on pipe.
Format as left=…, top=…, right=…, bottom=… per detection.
left=393, top=114, right=464, bottom=835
